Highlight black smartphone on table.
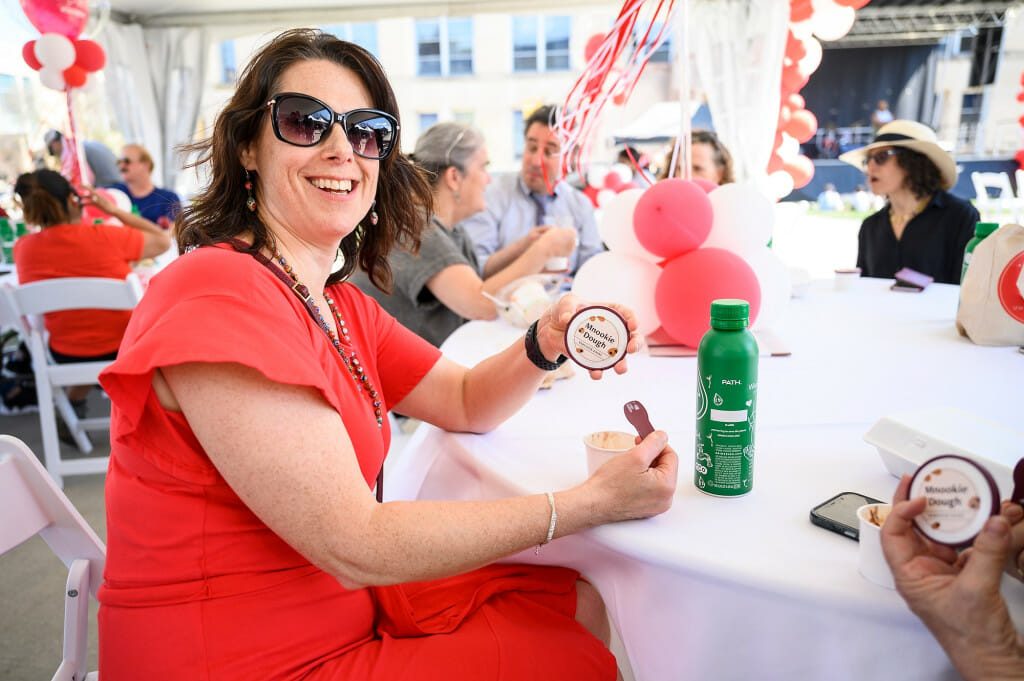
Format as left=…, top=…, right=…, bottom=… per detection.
left=810, top=491, right=884, bottom=541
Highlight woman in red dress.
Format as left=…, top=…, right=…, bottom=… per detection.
left=97, top=29, right=678, bottom=680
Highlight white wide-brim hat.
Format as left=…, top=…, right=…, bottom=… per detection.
left=839, top=120, right=958, bottom=190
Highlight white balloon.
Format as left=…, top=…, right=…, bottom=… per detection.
left=586, top=164, right=610, bottom=188
left=810, top=0, right=856, bottom=42
left=764, top=171, right=795, bottom=202
left=704, top=182, right=775, bottom=252
left=744, top=246, right=792, bottom=330
left=610, top=162, right=633, bottom=184
left=778, top=133, right=800, bottom=162
left=797, top=36, right=823, bottom=76
left=596, top=188, right=617, bottom=208
left=598, top=188, right=660, bottom=263
left=102, top=187, right=133, bottom=213
left=38, top=66, right=66, bottom=91
left=35, top=33, right=76, bottom=70
left=571, top=251, right=661, bottom=334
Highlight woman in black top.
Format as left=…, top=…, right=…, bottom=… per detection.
left=840, top=120, right=978, bottom=284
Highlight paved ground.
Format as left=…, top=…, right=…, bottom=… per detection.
left=0, top=208, right=863, bottom=679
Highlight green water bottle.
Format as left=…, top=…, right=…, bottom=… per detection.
left=960, top=222, right=998, bottom=283
left=694, top=299, right=759, bottom=497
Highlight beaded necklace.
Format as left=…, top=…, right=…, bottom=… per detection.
left=273, top=250, right=383, bottom=429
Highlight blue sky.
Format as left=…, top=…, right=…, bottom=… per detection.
left=1, top=0, right=70, bottom=76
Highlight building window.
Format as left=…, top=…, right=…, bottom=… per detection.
left=512, top=110, right=524, bottom=158
left=419, top=113, right=439, bottom=132
left=635, top=22, right=672, bottom=64
left=513, top=15, right=571, bottom=73
left=219, top=40, right=237, bottom=84
left=320, top=22, right=379, bottom=56
left=416, top=17, right=474, bottom=77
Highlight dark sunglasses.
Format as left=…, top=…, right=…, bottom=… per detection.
left=266, top=92, right=399, bottom=160
left=862, top=148, right=900, bottom=168
left=116, top=158, right=134, bottom=165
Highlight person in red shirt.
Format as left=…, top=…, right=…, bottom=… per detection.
left=96, top=29, right=678, bottom=681
left=13, top=169, right=170, bottom=413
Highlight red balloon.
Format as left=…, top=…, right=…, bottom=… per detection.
left=603, top=171, right=624, bottom=191
left=584, top=33, right=604, bottom=62
left=62, top=64, right=86, bottom=88
left=1016, top=149, right=1024, bottom=168
left=655, top=248, right=762, bottom=347
left=74, top=39, right=106, bottom=72
left=785, top=109, right=818, bottom=143
left=833, top=0, right=871, bottom=7
left=19, top=0, right=88, bottom=39
left=777, top=105, right=792, bottom=130
left=1017, top=91, right=1024, bottom=103
left=787, top=93, right=805, bottom=110
left=790, top=0, right=813, bottom=23
left=780, top=64, right=809, bottom=95
left=22, top=40, right=42, bottom=70
left=785, top=31, right=807, bottom=62
left=766, top=152, right=785, bottom=174
left=783, top=155, right=815, bottom=189
left=618, top=181, right=641, bottom=193
left=582, top=184, right=600, bottom=207
left=633, top=178, right=714, bottom=260
left=691, top=178, right=719, bottom=194
left=1019, top=114, right=1024, bottom=128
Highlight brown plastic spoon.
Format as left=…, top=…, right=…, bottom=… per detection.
left=1012, top=457, right=1024, bottom=506
left=624, top=400, right=654, bottom=439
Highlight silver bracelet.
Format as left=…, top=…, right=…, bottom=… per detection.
left=536, top=492, right=557, bottom=555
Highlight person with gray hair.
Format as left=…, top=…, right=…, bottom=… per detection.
left=352, top=121, right=572, bottom=346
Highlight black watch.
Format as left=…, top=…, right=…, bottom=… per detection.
left=524, top=320, right=568, bottom=371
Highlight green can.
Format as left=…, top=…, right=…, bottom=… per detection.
left=694, top=299, right=759, bottom=497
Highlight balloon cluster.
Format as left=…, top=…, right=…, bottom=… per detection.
left=582, top=162, right=644, bottom=209
left=19, top=0, right=105, bottom=91
left=767, top=0, right=871, bottom=197
left=573, top=178, right=791, bottom=347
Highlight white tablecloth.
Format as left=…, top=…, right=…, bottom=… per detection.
left=386, top=277, right=1024, bottom=681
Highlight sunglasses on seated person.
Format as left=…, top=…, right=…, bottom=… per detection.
left=266, top=92, right=399, bottom=160
left=862, top=148, right=901, bottom=168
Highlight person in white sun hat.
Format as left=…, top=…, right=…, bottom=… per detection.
left=840, top=119, right=978, bottom=285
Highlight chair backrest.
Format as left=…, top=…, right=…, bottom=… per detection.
left=0, top=435, right=105, bottom=597
left=9, top=272, right=143, bottom=317
left=971, top=171, right=1014, bottom=200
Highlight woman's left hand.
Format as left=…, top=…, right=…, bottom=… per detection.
left=535, top=294, right=644, bottom=380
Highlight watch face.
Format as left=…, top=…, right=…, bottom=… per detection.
left=563, top=306, right=629, bottom=371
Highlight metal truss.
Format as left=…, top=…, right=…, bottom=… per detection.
left=835, top=2, right=1014, bottom=47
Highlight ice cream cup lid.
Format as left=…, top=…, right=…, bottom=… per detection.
left=908, top=454, right=1000, bottom=548
left=564, top=305, right=630, bottom=371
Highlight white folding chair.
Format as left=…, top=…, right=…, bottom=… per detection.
left=3, top=274, right=143, bottom=487
left=971, top=171, right=1018, bottom=221
left=0, top=435, right=104, bottom=681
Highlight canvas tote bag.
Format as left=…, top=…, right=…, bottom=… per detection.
left=956, top=223, right=1024, bottom=346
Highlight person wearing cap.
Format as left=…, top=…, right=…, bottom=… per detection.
left=44, top=130, right=122, bottom=187
left=109, top=144, right=182, bottom=230
left=839, top=120, right=978, bottom=285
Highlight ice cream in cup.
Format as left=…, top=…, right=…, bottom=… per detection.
left=583, top=430, right=635, bottom=477
left=857, top=503, right=894, bottom=589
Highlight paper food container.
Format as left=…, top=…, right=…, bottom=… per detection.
left=863, top=406, right=1023, bottom=499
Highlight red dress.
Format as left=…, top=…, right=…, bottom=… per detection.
left=97, top=245, right=615, bottom=680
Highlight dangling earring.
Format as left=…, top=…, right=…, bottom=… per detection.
left=369, top=199, right=378, bottom=226
left=244, top=170, right=256, bottom=212
left=454, top=190, right=461, bottom=203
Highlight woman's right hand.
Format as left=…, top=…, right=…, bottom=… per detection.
left=533, top=226, right=577, bottom=258
left=583, top=430, right=679, bottom=523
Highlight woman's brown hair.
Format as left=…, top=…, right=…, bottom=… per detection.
left=14, top=169, right=75, bottom=228
left=894, top=148, right=943, bottom=199
left=176, top=28, right=433, bottom=289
